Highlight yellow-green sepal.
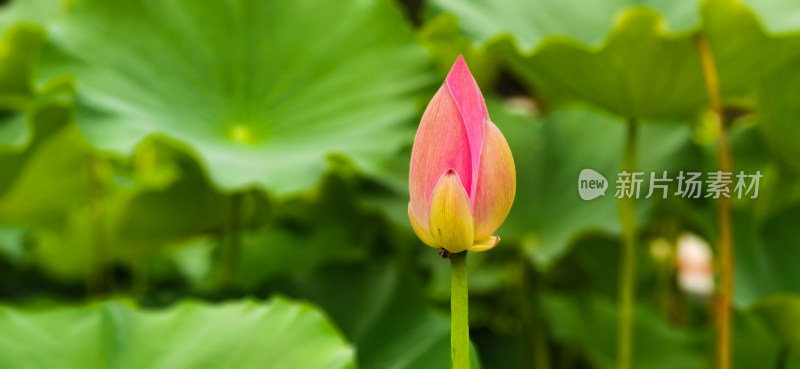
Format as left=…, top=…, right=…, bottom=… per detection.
left=429, top=169, right=474, bottom=253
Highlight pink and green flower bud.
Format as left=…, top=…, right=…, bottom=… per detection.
left=408, top=56, right=516, bottom=254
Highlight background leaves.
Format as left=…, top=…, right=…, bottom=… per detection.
left=0, top=298, right=356, bottom=369
left=0, top=0, right=798, bottom=368
left=34, top=0, right=436, bottom=193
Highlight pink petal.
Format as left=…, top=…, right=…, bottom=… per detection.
left=472, top=118, right=516, bottom=239
left=409, top=85, right=472, bottom=230
left=445, top=55, right=488, bottom=200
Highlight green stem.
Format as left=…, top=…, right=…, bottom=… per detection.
left=616, top=119, right=638, bottom=369
left=696, top=34, right=734, bottom=369
left=451, top=251, right=470, bottom=369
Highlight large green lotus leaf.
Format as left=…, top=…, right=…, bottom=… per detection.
left=430, top=0, right=800, bottom=117
left=30, top=202, right=102, bottom=281
left=0, top=97, right=72, bottom=197
left=158, top=237, right=216, bottom=286
left=540, top=293, right=783, bottom=369
left=0, top=23, right=43, bottom=110
left=726, top=120, right=800, bottom=217
left=287, top=263, right=482, bottom=369
left=0, top=225, right=24, bottom=263
left=728, top=122, right=771, bottom=178
left=734, top=206, right=800, bottom=308
left=740, top=0, right=800, bottom=33
left=0, top=0, right=61, bottom=32
left=20, top=0, right=434, bottom=194
left=0, top=22, right=59, bottom=152
left=230, top=226, right=366, bottom=290
left=2, top=132, right=263, bottom=281
left=756, top=60, right=800, bottom=173
left=703, top=0, right=800, bottom=107
left=731, top=306, right=785, bottom=369
left=540, top=294, right=704, bottom=369
left=174, top=171, right=386, bottom=290
left=103, top=140, right=270, bottom=261
left=0, top=111, right=30, bottom=150
left=755, top=168, right=800, bottom=221
left=0, top=97, right=84, bottom=233
left=0, top=298, right=356, bottom=369
left=0, top=105, right=94, bottom=229
left=428, top=0, right=706, bottom=118
left=500, top=10, right=706, bottom=119
left=25, top=141, right=269, bottom=281
left=489, top=100, right=703, bottom=268
left=757, top=295, right=800, bottom=354
left=426, top=0, right=699, bottom=51
left=0, top=22, right=88, bottom=227
left=23, top=146, right=385, bottom=283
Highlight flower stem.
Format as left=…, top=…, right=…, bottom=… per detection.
left=616, top=119, right=638, bottom=369
left=451, top=251, right=470, bottom=369
left=696, top=33, right=734, bottom=369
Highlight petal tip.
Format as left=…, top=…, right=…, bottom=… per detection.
left=469, top=236, right=500, bottom=252
left=447, top=55, right=473, bottom=82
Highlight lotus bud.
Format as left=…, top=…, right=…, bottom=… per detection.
left=408, top=56, right=516, bottom=254
left=676, top=233, right=714, bottom=297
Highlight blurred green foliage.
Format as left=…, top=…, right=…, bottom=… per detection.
left=0, top=297, right=356, bottom=368
left=0, top=0, right=798, bottom=368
